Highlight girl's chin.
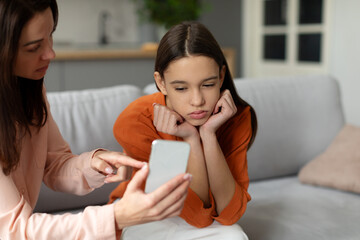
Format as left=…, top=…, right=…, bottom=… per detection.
left=186, top=118, right=208, bottom=127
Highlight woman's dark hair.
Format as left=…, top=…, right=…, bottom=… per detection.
left=155, top=21, right=257, bottom=148
left=0, top=0, right=58, bottom=175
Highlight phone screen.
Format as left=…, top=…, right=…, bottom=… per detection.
left=145, top=140, right=190, bottom=193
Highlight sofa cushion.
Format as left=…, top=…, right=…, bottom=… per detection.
left=298, top=124, right=360, bottom=193
left=234, top=75, right=345, bottom=181
left=238, top=176, right=360, bottom=240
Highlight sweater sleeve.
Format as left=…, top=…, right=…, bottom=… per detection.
left=0, top=160, right=116, bottom=240
left=43, top=103, right=106, bottom=194
left=212, top=106, right=253, bottom=225
left=180, top=188, right=216, bottom=227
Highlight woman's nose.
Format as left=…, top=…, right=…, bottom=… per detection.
left=41, top=44, right=56, bottom=60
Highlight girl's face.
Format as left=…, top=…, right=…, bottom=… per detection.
left=14, top=7, right=55, bottom=80
left=155, top=55, right=225, bottom=126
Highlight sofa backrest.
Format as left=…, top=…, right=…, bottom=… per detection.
left=47, top=84, right=142, bottom=154
left=234, top=75, right=345, bottom=181
left=143, top=75, right=345, bottom=181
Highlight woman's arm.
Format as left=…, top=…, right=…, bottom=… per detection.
left=0, top=163, right=117, bottom=239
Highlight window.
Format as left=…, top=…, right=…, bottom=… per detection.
left=262, top=0, right=323, bottom=63
left=243, top=0, right=330, bottom=77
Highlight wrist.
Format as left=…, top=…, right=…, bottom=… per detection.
left=183, top=131, right=200, bottom=143
left=199, top=127, right=217, bottom=141
left=114, top=200, right=128, bottom=230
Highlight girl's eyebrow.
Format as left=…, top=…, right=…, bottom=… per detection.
left=203, top=76, right=218, bottom=81
left=170, top=80, right=187, bottom=85
left=23, top=39, right=43, bottom=47
left=169, top=76, right=218, bottom=85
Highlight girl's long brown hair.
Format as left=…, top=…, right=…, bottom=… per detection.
left=0, top=0, right=58, bottom=175
left=155, top=21, right=257, bottom=148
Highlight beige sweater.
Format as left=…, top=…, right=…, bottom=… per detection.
left=0, top=99, right=116, bottom=239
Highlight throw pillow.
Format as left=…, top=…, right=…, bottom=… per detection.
left=298, top=124, right=360, bottom=193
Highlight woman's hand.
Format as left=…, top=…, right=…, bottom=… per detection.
left=153, top=104, right=198, bottom=140
left=91, top=150, right=145, bottom=183
left=200, top=89, right=237, bottom=135
left=114, top=164, right=192, bottom=229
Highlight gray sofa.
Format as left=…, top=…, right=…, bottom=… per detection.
left=35, top=75, right=360, bottom=239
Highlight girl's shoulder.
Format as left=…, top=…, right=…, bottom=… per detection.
left=121, top=92, right=164, bottom=115
left=114, top=92, right=164, bottom=127
left=217, top=106, right=252, bottom=155
left=130, top=92, right=164, bottom=108
left=232, top=105, right=251, bottom=124
left=217, top=106, right=251, bottom=140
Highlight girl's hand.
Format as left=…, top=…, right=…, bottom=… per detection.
left=91, top=150, right=145, bottom=183
left=114, top=164, right=192, bottom=229
left=153, top=104, right=198, bottom=140
left=200, top=90, right=237, bottom=134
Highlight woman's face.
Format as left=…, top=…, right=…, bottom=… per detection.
left=14, top=7, right=55, bottom=80
left=155, top=55, right=225, bottom=126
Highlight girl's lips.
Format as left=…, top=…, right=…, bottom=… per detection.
left=189, top=110, right=208, bottom=119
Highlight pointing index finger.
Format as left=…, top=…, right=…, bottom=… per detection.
left=100, top=151, right=145, bottom=169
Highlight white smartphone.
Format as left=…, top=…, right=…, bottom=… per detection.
left=145, top=139, right=190, bottom=193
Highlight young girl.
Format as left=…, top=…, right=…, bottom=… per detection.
left=0, top=0, right=191, bottom=239
left=109, top=21, right=257, bottom=239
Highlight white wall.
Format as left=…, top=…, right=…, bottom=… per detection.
left=53, top=0, right=138, bottom=44
left=329, top=0, right=360, bottom=125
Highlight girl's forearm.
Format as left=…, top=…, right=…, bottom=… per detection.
left=200, top=131, right=236, bottom=214
left=183, top=135, right=211, bottom=207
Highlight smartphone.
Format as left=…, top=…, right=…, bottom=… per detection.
left=145, top=139, right=190, bottom=193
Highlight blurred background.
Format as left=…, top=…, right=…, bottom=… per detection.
left=47, top=0, right=359, bottom=125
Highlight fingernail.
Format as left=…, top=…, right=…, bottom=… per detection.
left=183, top=173, right=192, bottom=181
left=142, top=164, right=148, bottom=170
left=105, top=167, right=113, bottom=174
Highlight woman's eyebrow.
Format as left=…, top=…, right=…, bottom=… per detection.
left=23, top=39, right=43, bottom=47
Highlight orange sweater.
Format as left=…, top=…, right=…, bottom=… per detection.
left=109, top=92, right=252, bottom=228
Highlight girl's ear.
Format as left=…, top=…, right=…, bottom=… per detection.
left=154, top=71, right=168, bottom=95
left=219, top=65, right=226, bottom=88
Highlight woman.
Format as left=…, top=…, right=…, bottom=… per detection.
left=0, top=0, right=191, bottom=239
left=109, top=22, right=257, bottom=239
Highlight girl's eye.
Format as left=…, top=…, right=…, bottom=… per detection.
left=203, top=83, right=215, bottom=88
left=175, top=87, right=187, bottom=91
